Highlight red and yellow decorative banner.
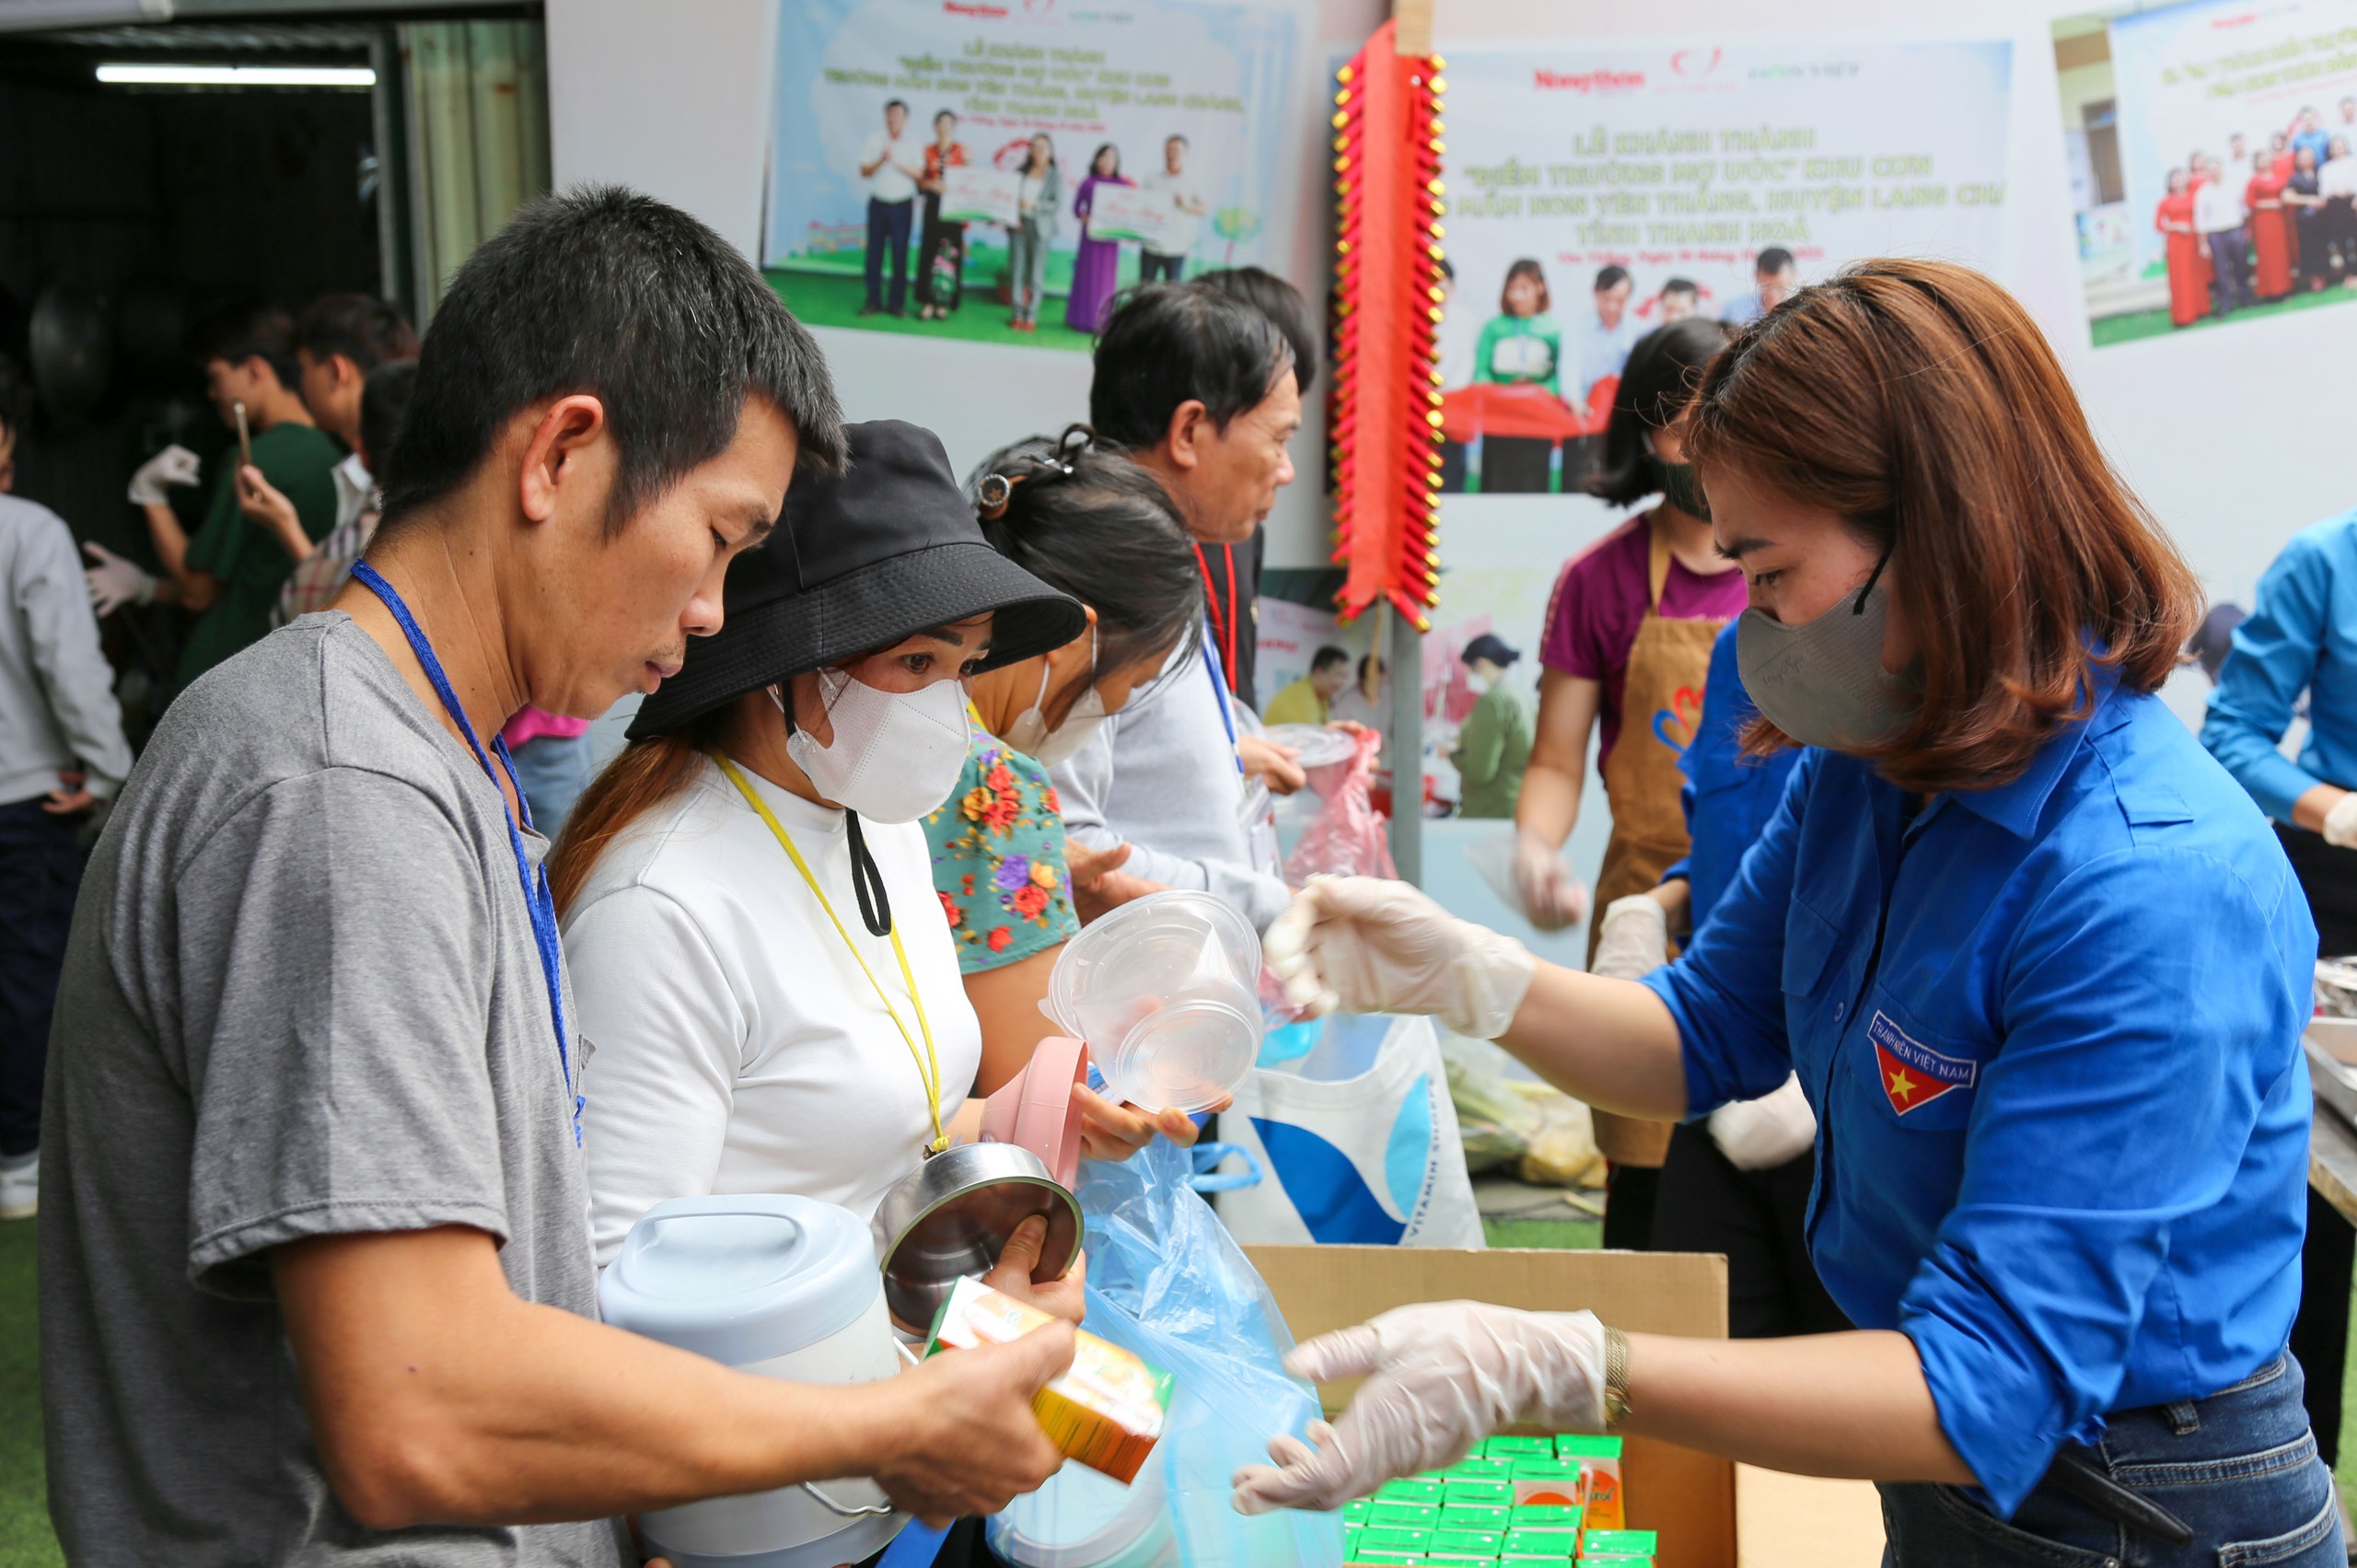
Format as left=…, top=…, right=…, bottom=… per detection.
left=1329, top=18, right=1446, bottom=629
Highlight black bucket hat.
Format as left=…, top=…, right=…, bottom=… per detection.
left=631, top=419, right=1086, bottom=739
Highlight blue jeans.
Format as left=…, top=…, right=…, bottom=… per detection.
left=507, top=733, right=592, bottom=842
left=1140, top=250, right=1186, bottom=283
left=1009, top=216, right=1051, bottom=320
left=865, top=197, right=913, bottom=311
left=1881, top=1354, right=2342, bottom=1566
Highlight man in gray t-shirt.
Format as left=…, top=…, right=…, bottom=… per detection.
left=41, top=188, right=1072, bottom=1567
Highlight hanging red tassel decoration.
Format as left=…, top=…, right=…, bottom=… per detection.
left=1329, top=18, right=1445, bottom=630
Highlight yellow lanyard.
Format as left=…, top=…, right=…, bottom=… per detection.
left=712, top=752, right=948, bottom=1154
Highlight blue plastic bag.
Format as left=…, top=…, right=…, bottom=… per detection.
left=1066, top=1134, right=1343, bottom=1568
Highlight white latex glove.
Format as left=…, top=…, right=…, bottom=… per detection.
left=1231, top=1302, right=1606, bottom=1516
left=1512, top=830, right=1589, bottom=932
left=1707, top=1074, right=1818, bottom=1172
left=126, top=444, right=201, bottom=507
left=1589, top=894, right=1669, bottom=981
left=82, top=541, right=157, bottom=616
left=2326, top=791, right=2357, bottom=849
left=1265, top=877, right=1538, bottom=1040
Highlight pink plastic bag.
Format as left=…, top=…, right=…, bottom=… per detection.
left=1283, top=726, right=1397, bottom=885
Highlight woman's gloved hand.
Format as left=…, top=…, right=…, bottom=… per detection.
left=1589, top=894, right=1669, bottom=981
left=82, top=541, right=157, bottom=616
left=127, top=444, right=201, bottom=507
left=2324, top=791, right=2357, bottom=849
left=1706, top=1074, right=1817, bottom=1172
left=1512, top=830, right=1589, bottom=932
left=1264, top=877, right=1537, bottom=1040
left=1230, top=1302, right=1607, bottom=1515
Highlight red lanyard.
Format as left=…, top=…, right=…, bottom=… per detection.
left=1193, top=541, right=1239, bottom=693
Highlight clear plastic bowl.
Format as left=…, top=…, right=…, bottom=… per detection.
left=1047, top=891, right=1263, bottom=1114
left=1262, top=724, right=1363, bottom=770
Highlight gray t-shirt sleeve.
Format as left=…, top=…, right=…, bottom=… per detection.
left=169, top=765, right=513, bottom=1297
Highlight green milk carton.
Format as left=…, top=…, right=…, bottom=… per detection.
left=1577, top=1528, right=1656, bottom=1560
left=1378, top=1477, right=1446, bottom=1505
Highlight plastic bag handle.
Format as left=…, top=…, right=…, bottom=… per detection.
left=1188, top=1142, right=1262, bottom=1192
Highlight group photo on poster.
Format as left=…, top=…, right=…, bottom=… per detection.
left=765, top=0, right=1300, bottom=350
left=2056, top=0, right=2357, bottom=347
left=1433, top=37, right=2013, bottom=494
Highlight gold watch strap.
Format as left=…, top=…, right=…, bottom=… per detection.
left=1603, top=1326, right=1631, bottom=1427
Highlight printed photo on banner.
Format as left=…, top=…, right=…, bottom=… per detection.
left=1434, top=38, right=2013, bottom=495
left=766, top=0, right=1301, bottom=353
left=2053, top=0, right=2357, bottom=348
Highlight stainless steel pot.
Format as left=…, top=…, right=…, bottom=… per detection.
left=870, top=1142, right=1083, bottom=1332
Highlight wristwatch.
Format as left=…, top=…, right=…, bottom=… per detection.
left=1602, top=1327, right=1631, bottom=1428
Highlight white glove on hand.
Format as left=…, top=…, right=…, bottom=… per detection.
left=1265, top=877, right=1538, bottom=1040
left=82, top=541, right=157, bottom=616
left=2325, top=792, right=2357, bottom=849
left=1706, top=1074, right=1817, bottom=1172
left=126, top=444, right=201, bottom=507
left=1589, top=894, right=1669, bottom=981
left=1231, top=1302, right=1607, bottom=1516
left=1512, top=831, right=1589, bottom=932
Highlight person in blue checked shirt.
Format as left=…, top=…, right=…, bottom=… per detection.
left=1238, top=260, right=2336, bottom=1564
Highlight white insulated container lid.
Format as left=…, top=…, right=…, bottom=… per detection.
left=599, top=1194, right=880, bottom=1365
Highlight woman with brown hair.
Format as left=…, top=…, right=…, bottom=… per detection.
left=1239, top=260, right=2336, bottom=1561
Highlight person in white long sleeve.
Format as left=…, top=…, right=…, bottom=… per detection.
left=0, top=356, right=133, bottom=1219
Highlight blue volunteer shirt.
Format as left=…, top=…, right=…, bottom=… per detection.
left=1660, top=621, right=1801, bottom=926
left=1640, top=669, right=2314, bottom=1516
left=2201, top=510, right=2357, bottom=821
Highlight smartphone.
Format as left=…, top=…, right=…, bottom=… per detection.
left=233, top=400, right=252, bottom=470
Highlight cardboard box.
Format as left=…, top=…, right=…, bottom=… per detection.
left=1248, top=1246, right=1734, bottom=1568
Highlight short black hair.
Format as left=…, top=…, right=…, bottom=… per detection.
left=1587, top=318, right=1734, bottom=508
left=1167, top=134, right=1189, bottom=148
left=1089, top=284, right=1292, bottom=449
left=1755, top=246, right=1795, bottom=277
left=1310, top=645, right=1350, bottom=672
left=886, top=98, right=908, bottom=113
left=377, top=185, right=843, bottom=538
left=1187, top=266, right=1318, bottom=394
left=1661, top=276, right=1699, bottom=299
left=296, top=293, right=418, bottom=375
left=358, top=358, right=417, bottom=475
left=934, top=108, right=957, bottom=125
left=1500, top=259, right=1549, bottom=315
left=0, top=353, right=32, bottom=441
left=202, top=302, right=300, bottom=390
left=1594, top=264, right=1631, bottom=292
left=970, top=425, right=1202, bottom=677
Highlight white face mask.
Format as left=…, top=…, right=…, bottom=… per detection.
left=780, top=668, right=971, bottom=823
left=1004, top=628, right=1112, bottom=768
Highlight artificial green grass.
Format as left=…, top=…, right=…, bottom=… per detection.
left=1481, top=1214, right=1602, bottom=1250
left=2090, top=274, right=2357, bottom=346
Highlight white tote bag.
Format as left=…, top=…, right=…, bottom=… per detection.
left=1214, top=1014, right=1485, bottom=1248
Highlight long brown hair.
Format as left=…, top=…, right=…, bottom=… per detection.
left=1682, top=257, right=2201, bottom=796
left=550, top=707, right=727, bottom=917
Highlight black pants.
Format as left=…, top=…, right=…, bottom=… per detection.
left=915, top=202, right=965, bottom=310
left=1139, top=250, right=1186, bottom=283
left=1652, top=1121, right=1849, bottom=1338
left=0, top=798, right=83, bottom=1157
left=2209, top=228, right=2252, bottom=314
left=1601, top=1162, right=1659, bottom=1251
left=2275, top=820, right=2357, bottom=955
left=865, top=197, right=914, bottom=311
left=2276, top=819, right=2354, bottom=1463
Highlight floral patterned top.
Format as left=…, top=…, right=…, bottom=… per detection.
left=923, top=726, right=1080, bottom=973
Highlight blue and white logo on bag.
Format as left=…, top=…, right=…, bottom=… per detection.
left=1248, top=1071, right=1440, bottom=1245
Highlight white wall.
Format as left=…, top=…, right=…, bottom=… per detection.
left=545, top=0, right=1387, bottom=568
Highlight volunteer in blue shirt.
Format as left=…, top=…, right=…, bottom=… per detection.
left=1239, top=259, right=2333, bottom=1563
left=2201, top=514, right=2357, bottom=955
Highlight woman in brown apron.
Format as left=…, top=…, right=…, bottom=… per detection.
left=1516, top=318, right=1746, bottom=1248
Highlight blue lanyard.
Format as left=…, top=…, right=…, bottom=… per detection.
left=351, top=562, right=581, bottom=1147
left=1202, top=629, right=1245, bottom=778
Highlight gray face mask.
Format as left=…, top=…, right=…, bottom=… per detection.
left=1734, top=558, right=1916, bottom=753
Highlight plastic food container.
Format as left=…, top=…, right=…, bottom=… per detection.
left=1262, top=723, right=1362, bottom=770
left=989, top=1454, right=1177, bottom=1568
left=599, top=1195, right=906, bottom=1568
left=1047, top=890, right=1263, bottom=1114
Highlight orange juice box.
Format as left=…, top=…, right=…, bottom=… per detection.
left=1553, top=1436, right=1624, bottom=1528
left=925, top=1276, right=1169, bottom=1482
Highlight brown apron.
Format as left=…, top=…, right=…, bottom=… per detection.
left=1587, top=516, right=1729, bottom=1168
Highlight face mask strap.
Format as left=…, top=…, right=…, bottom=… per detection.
left=1850, top=544, right=1895, bottom=616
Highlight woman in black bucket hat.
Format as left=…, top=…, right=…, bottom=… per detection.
left=547, top=420, right=1097, bottom=1321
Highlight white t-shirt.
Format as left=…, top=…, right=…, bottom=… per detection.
left=2195, top=177, right=2247, bottom=233
left=2322, top=155, right=2357, bottom=200
left=1143, top=167, right=1204, bottom=255
left=861, top=129, right=920, bottom=202
left=565, top=755, right=981, bottom=1264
